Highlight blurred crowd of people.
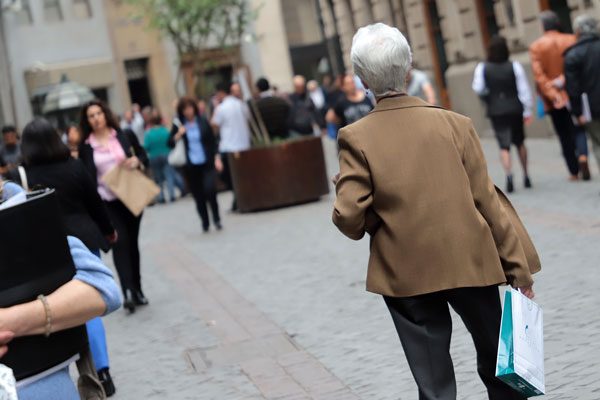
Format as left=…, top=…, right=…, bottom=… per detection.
left=473, top=11, right=600, bottom=193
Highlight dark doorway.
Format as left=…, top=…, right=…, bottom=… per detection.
left=423, top=0, right=451, bottom=108
left=125, top=58, right=152, bottom=107
left=539, top=0, right=573, bottom=33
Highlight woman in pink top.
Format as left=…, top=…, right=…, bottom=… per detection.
left=78, top=99, right=149, bottom=314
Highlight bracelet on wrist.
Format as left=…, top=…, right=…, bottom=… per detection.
left=37, top=295, right=52, bottom=337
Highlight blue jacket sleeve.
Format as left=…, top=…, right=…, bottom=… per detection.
left=68, top=236, right=122, bottom=315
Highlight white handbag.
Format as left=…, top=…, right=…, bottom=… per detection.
left=168, top=117, right=187, bottom=167
left=168, top=138, right=186, bottom=167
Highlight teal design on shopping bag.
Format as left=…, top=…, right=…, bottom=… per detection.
left=496, top=290, right=514, bottom=376
left=496, top=290, right=545, bottom=397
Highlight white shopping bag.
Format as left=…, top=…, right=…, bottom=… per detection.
left=496, top=289, right=545, bottom=396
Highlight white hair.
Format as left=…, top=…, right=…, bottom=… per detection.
left=350, top=23, right=412, bottom=96
left=573, top=14, right=598, bottom=36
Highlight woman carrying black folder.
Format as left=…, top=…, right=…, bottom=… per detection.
left=78, top=99, right=150, bottom=313
left=0, top=183, right=121, bottom=400
left=19, top=118, right=118, bottom=395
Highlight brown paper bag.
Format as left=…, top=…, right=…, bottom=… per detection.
left=101, top=164, right=160, bottom=217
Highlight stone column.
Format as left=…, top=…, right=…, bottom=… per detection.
left=332, top=0, right=357, bottom=71
left=351, top=0, right=374, bottom=27
left=249, top=0, right=295, bottom=92
left=371, top=0, right=394, bottom=25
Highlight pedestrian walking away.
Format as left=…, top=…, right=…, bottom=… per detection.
left=144, top=114, right=180, bottom=203
left=473, top=35, right=533, bottom=193
left=251, top=77, right=291, bottom=140
left=211, top=82, right=252, bottom=212
left=169, top=96, right=222, bottom=232
left=333, top=23, right=541, bottom=400
left=78, top=99, right=151, bottom=314
left=564, top=14, right=600, bottom=175
left=530, top=10, right=590, bottom=181
left=288, top=75, right=326, bottom=136
left=18, top=118, right=119, bottom=395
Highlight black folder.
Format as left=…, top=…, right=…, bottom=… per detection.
left=0, top=189, right=88, bottom=380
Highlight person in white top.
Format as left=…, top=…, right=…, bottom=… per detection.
left=210, top=82, right=251, bottom=211
left=472, top=36, right=533, bottom=193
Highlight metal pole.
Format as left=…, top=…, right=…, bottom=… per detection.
left=315, top=0, right=335, bottom=77
left=0, top=7, right=18, bottom=126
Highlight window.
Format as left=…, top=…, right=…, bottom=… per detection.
left=73, top=0, right=92, bottom=19
left=15, top=0, right=33, bottom=25
left=43, top=0, right=63, bottom=23
left=502, top=0, right=516, bottom=27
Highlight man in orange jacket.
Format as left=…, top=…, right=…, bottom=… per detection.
left=530, top=11, right=591, bottom=180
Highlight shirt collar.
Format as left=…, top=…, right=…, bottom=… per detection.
left=87, top=129, right=117, bottom=148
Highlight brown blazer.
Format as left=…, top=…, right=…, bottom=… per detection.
left=332, top=96, right=539, bottom=297
left=529, top=30, right=576, bottom=111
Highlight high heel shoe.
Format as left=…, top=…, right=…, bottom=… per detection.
left=133, top=290, right=149, bottom=306
left=123, top=289, right=136, bottom=313
left=98, top=368, right=116, bottom=397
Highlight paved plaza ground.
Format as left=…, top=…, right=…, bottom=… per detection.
left=97, top=135, right=600, bottom=399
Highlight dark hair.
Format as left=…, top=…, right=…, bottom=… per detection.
left=215, top=81, right=230, bottom=94
left=21, top=118, right=70, bottom=166
left=256, top=77, right=270, bottom=92
left=2, top=125, right=16, bottom=135
left=150, top=114, right=162, bottom=126
left=487, top=36, right=510, bottom=63
left=79, top=99, right=120, bottom=140
left=176, top=96, right=200, bottom=119
left=540, top=10, right=561, bottom=32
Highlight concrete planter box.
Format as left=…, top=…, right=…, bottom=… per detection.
left=229, top=136, right=330, bottom=212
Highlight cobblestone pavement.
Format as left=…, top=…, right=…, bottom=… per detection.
left=97, top=136, right=600, bottom=399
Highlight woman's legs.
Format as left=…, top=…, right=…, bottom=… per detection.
left=163, top=162, right=177, bottom=201
left=149, top=156, right=166, bottom=202
left=105, top=201, right=135, bottom=295
left=185, top=165, right=210, bottom=230
left=203, top=166, right=221, bottom=228
left=499, top=149, right=512, bottom=175
left=105, top=200, right=143, bottom=310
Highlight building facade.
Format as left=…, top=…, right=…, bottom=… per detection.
left=0, top=0, right=180, bottom=130
left=318, top=0, right=600, bottom=136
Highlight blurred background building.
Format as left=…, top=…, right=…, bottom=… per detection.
left=2, top=0, right=600, bottom=136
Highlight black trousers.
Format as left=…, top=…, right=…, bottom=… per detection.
left=220, top=152, right=237, bottom=210
left=105, top=200, right=142, bottom=294
left=384, top=286, right=527, bottom=400
left=549, top=107, right=579, bottom=176
left=184, top=164, right=220, bottom=229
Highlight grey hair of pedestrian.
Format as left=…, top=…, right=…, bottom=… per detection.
left=350, top=23, right=412, bottom=96
left=573, top=14, right=598, bottom=35
left=540, top=10, right=561, bottom=32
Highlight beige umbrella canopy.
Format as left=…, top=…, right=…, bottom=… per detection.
left=42, top=74, right=94, bottom=114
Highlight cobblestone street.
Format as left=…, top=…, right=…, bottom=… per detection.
left=99, top=136, right=600, bottom=400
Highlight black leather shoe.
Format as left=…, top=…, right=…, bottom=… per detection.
left=506, top=175, right=514, bottom=193
left=98, top=368, right=116, bottom=397
left=123, top=290, right=136, bottom=313
left=524, top=176, right=532, bottom=188
left=133, top=290, right=149, bottom=306
left=215, top=221, right=223, bottom=231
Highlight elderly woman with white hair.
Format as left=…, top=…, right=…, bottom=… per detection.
left=332, top=23, right=540, bottom=400
left=564, top=14, right=600, bottom=173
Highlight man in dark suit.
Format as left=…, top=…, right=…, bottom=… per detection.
left=249, top=77, right=291, bottom=139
